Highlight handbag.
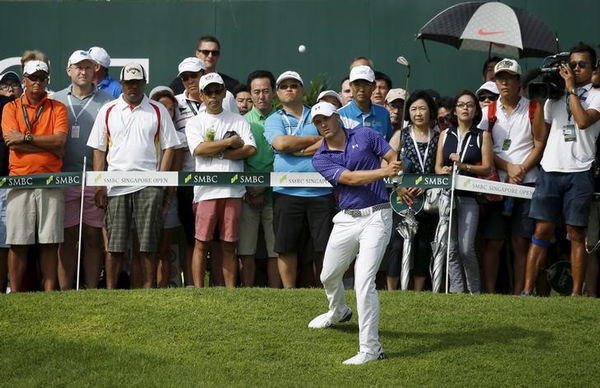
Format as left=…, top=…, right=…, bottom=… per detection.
left=423, top=188, right=442, bottom=214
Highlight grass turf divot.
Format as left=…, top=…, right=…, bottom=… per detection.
left=1, top=289, right=599, bottom=387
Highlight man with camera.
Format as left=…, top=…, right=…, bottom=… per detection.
left=478, top=59, right=545, bottom=295
left=523, top=43, right=600, bottom=296
left=185, top=73, right=256, bottom=288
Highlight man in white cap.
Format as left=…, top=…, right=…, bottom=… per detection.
left=173, top=56, right=238, bottom=287
left=88, top=46, right=122, bottom=99
left=87, top=63, right=180, bottom=289
left=477, top=58, right=544, bottom=294
left=52, top=50, right=114, bottom=290
left=0, top=71, right=22, bottom=98
left=338, top=65, right=392, bottom=140
left=317, top=90, right=343, bottom=109
left=310, top=102, right=402, bottom=365
left=264, top=71, right=334, bottom=289
left=184, top=72, right=256, bottom=288
left=1, top=60, right=69, bottom=292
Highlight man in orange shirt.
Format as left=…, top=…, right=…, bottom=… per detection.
left=1, top=60, right=68, bottom=292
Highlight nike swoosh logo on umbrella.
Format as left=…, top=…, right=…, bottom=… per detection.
left=478, top=29, right=504, bottom=36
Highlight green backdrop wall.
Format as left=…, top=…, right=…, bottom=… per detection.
left=1, top=0, right=598, bottom=97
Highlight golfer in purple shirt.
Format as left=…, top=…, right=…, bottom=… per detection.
left=309, top=102, right=402, bottom=365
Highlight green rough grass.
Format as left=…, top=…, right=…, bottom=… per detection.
left=1, top=289, right=599, bottom=387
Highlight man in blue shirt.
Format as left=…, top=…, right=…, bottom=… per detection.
left=309, top=102, right=402, bottom=365
left=338, top=65, right=392, bottom=141
left=264, top=71, right=334, bottom=288
left=88, top=46, right=122, bottom=99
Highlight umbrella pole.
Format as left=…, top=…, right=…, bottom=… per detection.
left=445, top=163, right=458, bottom=294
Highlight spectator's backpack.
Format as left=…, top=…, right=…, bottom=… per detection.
left=486, top=99, right=537, bottom=131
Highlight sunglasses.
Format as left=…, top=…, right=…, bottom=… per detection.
left=26, top=74, right=48, bottom=82
left=478, top=94, right=498, bottom=102
left=437, top=114, right=452, bottom=124
left=197, top=49, right=220, bottom=56
left=203, top=88, right=224, bottom=96
left=569, top=61, right=589, bottom=70
left=278, top=83, right=300, bottom=90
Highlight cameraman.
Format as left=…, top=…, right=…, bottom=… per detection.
left=523, top=42, right=600, bottom=296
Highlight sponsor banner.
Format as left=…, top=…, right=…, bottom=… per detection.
left=384, top=174, right=452, bottom=188
left=178, top=172, right=270, bottom=186
left=0, top=172, right=82, bottom=189
left=270, top=172, right=331, bottom=187
left=86, top=171, right=178, bottom=187
left=455, top=175, right=534, bottom=199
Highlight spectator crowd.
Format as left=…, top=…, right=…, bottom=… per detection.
left=1, top=36, right=600, bottom=298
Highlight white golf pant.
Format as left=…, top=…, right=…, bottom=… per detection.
left=320, top=208, right=392, bottom=354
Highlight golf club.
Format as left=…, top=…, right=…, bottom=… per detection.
left=392, top=56, right=411, bottom=186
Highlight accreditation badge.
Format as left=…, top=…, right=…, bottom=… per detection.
left=502, top=138, right=512, bottom=151
left=71, top=125, right=80, bottom=139
left=562, top=124, right=576, bottom=142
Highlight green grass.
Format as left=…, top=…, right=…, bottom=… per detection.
left=1, top=288, right=599, bottom=387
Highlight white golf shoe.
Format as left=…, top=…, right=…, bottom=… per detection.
left=307, top=306, right=352, bottom=329
left=342, top=349, right=385, bottom=365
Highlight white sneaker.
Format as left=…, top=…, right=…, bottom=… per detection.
left=342, top=350, right=385, bottom=365
left=307, top=306, right=352, bottom=329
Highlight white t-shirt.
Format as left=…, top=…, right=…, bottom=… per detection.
left=185, top=110, right=256, bottom=202
left=479, top=96, right=538, bottom=183
left=174, top=91, right=239, bottom=172
left=540, top=84, right=600, bottom=172
left=87, top=95, right=181, bottom=196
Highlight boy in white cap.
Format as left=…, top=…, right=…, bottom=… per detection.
left=53, top=50, right=114, bottom=290
left=310, top=101, right=402, bottom=365
left=184, top=72, right=256, bottom=288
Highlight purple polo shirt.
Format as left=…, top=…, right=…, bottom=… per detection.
left=313, top=127, right=391, bottom=210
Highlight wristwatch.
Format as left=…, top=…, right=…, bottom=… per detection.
left=567, top=88, right=577, bottom=97
left=24, top=132, right=33, bottom=143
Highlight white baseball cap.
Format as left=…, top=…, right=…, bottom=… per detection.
left=317, top=90, right=343, bottom=106
left=276, top=71, right=303, bottom=87
left=311, top=102, right=338, bottom=121
left=88, top=46, right=111, bottom=68
left=178, top=57, right=205, bottom=76
left=149, top=85, right=175, bottom=100
left=119, top=63, right=146, bottom=82
left=23, top=60, right=49, bottom=76
left=494, top=58, right=521, bottom=76
left=349, top=65, right=375, bottom=83
left=68, top=50, right=96, bottom=67
left=476, top=81, right=500, bottom=96
left=199, top=72, right=225, bottom=91
left=385, top=88, right=407, bottom=104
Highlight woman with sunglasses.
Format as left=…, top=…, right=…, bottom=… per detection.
left=386, top=90, right=439, bottom=291
left=476, top=81, right=499, bottom=109
left=435, top=90, right=493, bottom=294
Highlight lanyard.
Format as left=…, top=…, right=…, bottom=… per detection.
left=20, top=96, right=44, bottom=133
left=281, top=107, right=307, bottom=136
left=567, top=88, right=588, bottom=122
left=186, top=99, right=200, bottom=116
left=410, top=126, right=431, bottom=173
left=455, top=128, right=470, bottom=163
left=67, top=92, right=95, bottom=125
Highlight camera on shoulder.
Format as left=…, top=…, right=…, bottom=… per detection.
left=525, top=52, right=570, bottom=100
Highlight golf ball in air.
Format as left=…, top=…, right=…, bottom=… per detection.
left=298, top=45, right=306, bottom=53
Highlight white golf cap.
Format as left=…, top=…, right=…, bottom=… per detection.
left=23, top=60, right=49, bottom=75
left=88, top=46, right=111, bottom=68
left=349, top=65, right=375, bottom=83
left=119, top=63, right=146, bottom=82
left=494, top=58, right=521, bottom=76
left=311, top=102, right=338, bottom=121
left=276, top=70, right=303, bottom=87
left=68, top=50, right=96, bottom=67
left=317, top=90, right=343, bottom=106
left=476, top=81, right=499, bottom=96
left=149, top=85, right=175, bottom=100
left=385, top=88, right=407, bottom=104
left=199, top=72, right=224, bottom=91
left=177, top=57, right=205, bottom=76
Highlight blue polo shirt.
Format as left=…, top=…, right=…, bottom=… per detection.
left=264, top=106, right=332, bottom=197
left=97, top=74, right=122, bottom=99
left=313, top=127, right=391, bottom=209
left=338, top=100, right=392, bottom=141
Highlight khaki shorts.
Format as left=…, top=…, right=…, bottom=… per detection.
left=6, top=188, right=64, bottom=245
left=237, top=201, right=276, bottom=257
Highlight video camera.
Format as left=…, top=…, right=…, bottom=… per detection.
left=525, top=52, right=570, bottom=100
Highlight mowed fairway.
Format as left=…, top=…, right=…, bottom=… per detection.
left=1, top=288, right=599, bottom=387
